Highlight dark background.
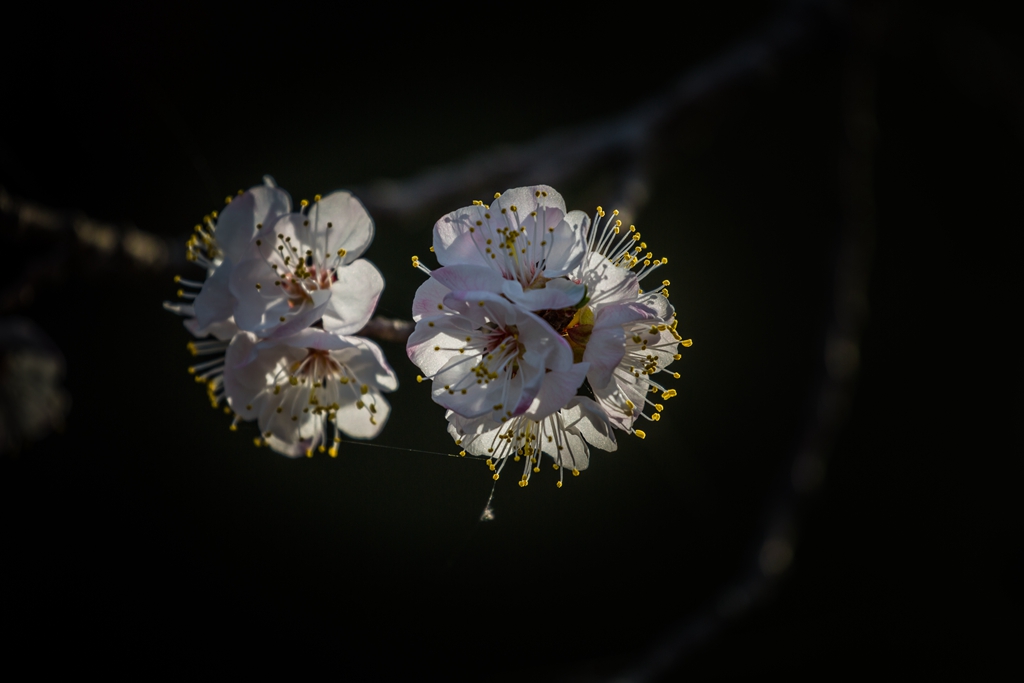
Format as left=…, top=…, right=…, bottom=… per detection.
left=1, top=1, right=1018, bottom=678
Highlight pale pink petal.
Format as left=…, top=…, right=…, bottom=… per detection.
left=430, top=265, right=506, bottom=297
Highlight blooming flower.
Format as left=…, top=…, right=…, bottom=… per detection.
left=408, top=187, right=691, bottom=487
left=223, top=328, right=397, bottom=457
left=424, top=185, right=590, bottom=311
left=229, top=191, right=383, bottom=339
left=407, top=290, right=589, bottom=424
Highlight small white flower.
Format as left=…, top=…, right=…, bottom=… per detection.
left=230, top=191, right=384, bottom=339
left=427, top=185, right=590, bottom=311
left=223, top=328, right=398, bottom=457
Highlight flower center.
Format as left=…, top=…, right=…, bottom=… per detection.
left=539, top=305, right=594, bottom=364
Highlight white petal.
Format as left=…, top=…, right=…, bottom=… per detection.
left=184, top=317, right=238, bottom=342
left=490, top=185, right=566, bottom=219
left=305, top=191, right=374, bottom=264
left=563, top=397, right=617, bottom=453
left=264, top=433, right=310, bottom=458
left=541, top=210, right=589, bottom=277
left=216, top=184, right=292, bottom=263
left=583, top=325, right=627, bottom=390
left=430, top=265, right=506, bottom=297
left=406, top=316, right=476, bottom=376
left=592, top=366, right=648, bottom=431
left=412, top=277, right=453, bottom=322
left=335, top=391, right=390, bottom=439
left=502, top=277, right=587, bottom=311
left=578, top=251, right=640, bottom=307
left=322, top=259, right=384, bottom=335
left=339, top=336, right=399, bottom=392
left=193, top=260, right=237, bottom=333
left=522, top=362, right=590, bottom=421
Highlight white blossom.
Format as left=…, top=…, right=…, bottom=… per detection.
left=230, top=191, right=383, bottom=339
left=424, top=185, right=590, bottom=311
left=224, top=328, right=397, bottom=457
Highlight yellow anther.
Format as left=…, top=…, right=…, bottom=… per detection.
left=429, top=246, right=434, bottom=252
left=416, top=375, right=424, bottom=383
left=187, top=366, right=196, bottom=374
left=329, top=448, right=338, bottom=457
left=313, top=194, right=321, bottom=202
left=651, top=413, right=661, bottom=421
left=492, top=473, right=500, bottom=481
left=494, top=192, right=501, bottom=199
left=337, top=248, right=347, bottom=257
left=552, top=464, right=559, bottom=470
left=635, top=430, right=647, bottom=439
left=300, top=199, right=309, bottom=208
left=556, top=481, right=563, bottom=488
left=460, top=450, right=466, bottom=457
left=229, top=424, right=237, bottom=431
left=655, top=404, right=664, bottom=412
left=673, top=372, right=680, bottom=378
left=224, top=196, right=232, bottom=204
left=572, top=469, right=580, bottom=476
left=253, top=438, right=262, bottom=447
left=682, top=339, right=693, bottom=347
left=305, top=449, right=313, bottom=457
left=360, top=384, right=369, bottom=395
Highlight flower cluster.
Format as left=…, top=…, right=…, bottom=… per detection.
left=165, top=177, right=397, bottom=457
left=407, top=185, right=690, bottom=487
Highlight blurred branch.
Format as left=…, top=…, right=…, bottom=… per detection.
left=357, top=1, right=843, bottom=227
left=0, top=185, right=177, bottom=313
left=356, top=315, right=415, bottom=345
left=610, top=5, right=883, bottom=682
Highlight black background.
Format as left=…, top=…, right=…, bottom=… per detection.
left=1, top=1, right=1018, bottom=678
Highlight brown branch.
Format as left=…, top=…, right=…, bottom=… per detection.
left=356, top=315, right=415, bottom=345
